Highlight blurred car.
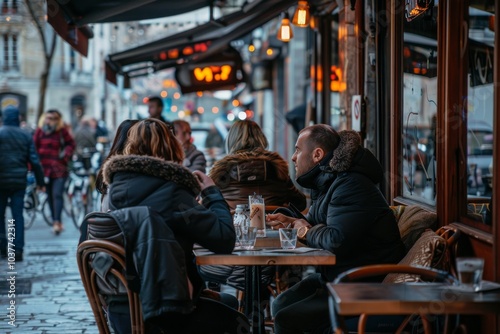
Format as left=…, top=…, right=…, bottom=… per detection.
left=467, top=120, right=493, bottom=194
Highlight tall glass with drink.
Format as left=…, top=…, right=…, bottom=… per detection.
left=249, top=194, right=266, bottom=237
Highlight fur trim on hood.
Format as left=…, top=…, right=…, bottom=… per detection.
left=209, top=148, right=290, bottom=183
left=103, top=154, right=201, bottom=193
left=329, top=130, right=362, bottom=172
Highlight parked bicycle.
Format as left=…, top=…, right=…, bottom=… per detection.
left=66, top=150, right=101, bottom=229
left=22, top=172, right=52, bottom=229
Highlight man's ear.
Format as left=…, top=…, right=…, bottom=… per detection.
left=312, top=147, right=325, bottom=164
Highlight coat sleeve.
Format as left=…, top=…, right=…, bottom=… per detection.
left=27, top=139, right=45, bottom=187
left=61, top=127, right=76, bottom=161
left=305, top=175, right=391, bottom=257
left=173, top=186, right=235, bottom=254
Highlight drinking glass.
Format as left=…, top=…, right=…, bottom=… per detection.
left=239, top=226, right=258, bottom=250
left=456, top=257, right=484, bottom=291
left=249, top=194, right=266, bottom=237
left=279, top=228, right=297, bottom=249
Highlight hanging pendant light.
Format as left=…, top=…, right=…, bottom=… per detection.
left=292, top=1, right=310, bottom=27
left=277, top=13, right=293, bottom=42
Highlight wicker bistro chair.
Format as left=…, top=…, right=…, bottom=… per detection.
left=330, top=264, right=458, bottom=334
left=77, top=239, right=145, bottom=334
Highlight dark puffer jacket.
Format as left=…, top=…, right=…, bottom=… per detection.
left=299, top=130, right=405, bottom=281
left=102, top=154, right=236, bottom=301
left=209, top=148, right=306, bottom=210
left=0, top=107, right=44, bottom=190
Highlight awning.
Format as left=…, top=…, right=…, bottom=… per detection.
left=106, top=0, right=296, bottom=80
left=47, top=0, right=214, bottom=57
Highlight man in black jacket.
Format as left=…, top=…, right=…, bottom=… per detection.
left=267, top=124, right=405, bottom=334
left=0, top=106, right=45, bottom=261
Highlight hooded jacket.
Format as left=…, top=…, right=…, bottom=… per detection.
left=209, top=148, right=306, bottom=210
left=102, top=154, right=236, bottom=301
left=0, top=107, right=44, bottom=190
left=299, top=130, right=405, bottom=281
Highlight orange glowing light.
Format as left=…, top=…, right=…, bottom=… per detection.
left=232, top=100, right=240, bottom=107
left=212, top=107, right=219, bottom=113
left=168, top=49, right=179, bottom=58
left=193, top=65, right=232, bottom=83
left=183, top=46, right=194, bottom=55
left=173, top=92, right=181, bottom=99
left=197, top=107, right=204, bottom=114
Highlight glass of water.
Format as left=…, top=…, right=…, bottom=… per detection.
left=239, top=226, right=258, bottom=250
left=279, top=228, right=297, bottom=249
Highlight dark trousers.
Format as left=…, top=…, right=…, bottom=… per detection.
left=108, top=297, right=250, bottom=334
left=272, top=273, right=331, bottom=334
left=46, top=177, right=66, bottom=222
left=0, top=189, right=25, bottom=253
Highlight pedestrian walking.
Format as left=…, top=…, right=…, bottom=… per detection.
left=33, top=109, right=75, bottom=235
left=0, top=106, right=45, bottom=261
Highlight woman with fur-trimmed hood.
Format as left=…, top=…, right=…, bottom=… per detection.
left=209, top=120, right=306, bottom=211
left=101, top=118, right=249, bottom=334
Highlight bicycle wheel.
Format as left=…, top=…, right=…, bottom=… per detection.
left=70, top=190, right=86, bottom=229
left=23, top=191, right=37, bottom=230
left=39, top=193, right=54, bottom=226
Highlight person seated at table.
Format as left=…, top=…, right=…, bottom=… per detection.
left=209, top=119, right=306, bottom=211
left=198, top=120, right=306, bottom=292
left=100, top=118, right=249, bottom=334
left=266, top=124, right=405, bottom=334
left=172, top=119, right=207, bottom=173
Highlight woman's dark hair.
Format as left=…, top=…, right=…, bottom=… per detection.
left=95, top=119, right=139, bottom=194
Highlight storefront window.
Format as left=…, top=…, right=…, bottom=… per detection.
left=466, top=2, right=495, bottom=226
left=401, top=2, right=438, bottom=206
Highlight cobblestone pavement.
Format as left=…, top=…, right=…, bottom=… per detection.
left=0, top=212, right=99, bottom=334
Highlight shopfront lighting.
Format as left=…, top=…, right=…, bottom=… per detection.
left=292, top=1, right=310, bottom=27
left=277, top=13, right=293, bottom=42
left=405, top=0, right=433, bottom=22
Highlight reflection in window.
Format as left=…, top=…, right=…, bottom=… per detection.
left=467, top=4, right=494, bottom=225
left=401, top=3, right=438, bottom=206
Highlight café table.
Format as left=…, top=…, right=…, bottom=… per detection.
left=194, top=231, right=336, bottom=334
left=327, top=282, right=500, bottom=334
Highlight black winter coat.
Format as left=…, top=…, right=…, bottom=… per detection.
left=0, top=111, right=44, bottom=190
left=102, top=154, right=236, bottom=300
left=299, top=131, right=406, bottom=281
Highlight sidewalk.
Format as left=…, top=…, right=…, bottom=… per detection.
left=0, top=213, right=99, bottom=333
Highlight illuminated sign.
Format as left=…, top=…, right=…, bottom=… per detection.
left=193, top=65, right=233, bottom=83
left=175, top=47, right=245, bottom=94
left=156, top=42, right=210, bottom=62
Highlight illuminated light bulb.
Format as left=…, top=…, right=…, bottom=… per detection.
left=292, top=1, right=310, bottom=27
left=277, top=13, right=293, bottom=42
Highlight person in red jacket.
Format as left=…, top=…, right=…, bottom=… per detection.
left=33, top=110, right=75, bottom=234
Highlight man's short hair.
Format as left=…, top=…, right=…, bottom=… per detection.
left=148, top=96, right=163, bottom=108
left=300, top=124, right=340, bottom=153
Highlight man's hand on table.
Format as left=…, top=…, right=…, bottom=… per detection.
left=266, top=213, right=312, bottom=231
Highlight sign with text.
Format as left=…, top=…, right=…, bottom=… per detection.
left=175, top=47, right=245, bottom=94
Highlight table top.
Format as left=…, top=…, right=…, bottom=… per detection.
left=327, top=283, right=500, bottom=315
left=194, top=234, right=336, bottom=266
